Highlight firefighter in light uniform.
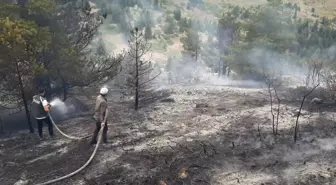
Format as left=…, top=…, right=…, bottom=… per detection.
left=90, top=87, right=109, bottom=144
left=32, top=87, right=53, bottom=138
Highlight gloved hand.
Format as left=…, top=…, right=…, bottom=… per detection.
left=44, top=104, right=52, bottom=112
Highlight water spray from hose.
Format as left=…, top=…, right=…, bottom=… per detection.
left=49, top=98, right=68, bottom=115
left=48, top=98, right=91, bottom=140
left=49, top=98, right=64, bottom=107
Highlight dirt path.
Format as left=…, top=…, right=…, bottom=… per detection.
left=1, top=85, right=336, bottom=185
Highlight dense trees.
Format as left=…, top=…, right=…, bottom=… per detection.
left=0, top=1, right=53, bottom=132
left=35, top=0, right=123, bottom=101
left=215, top=1, right=336, bottom=80
left=82, top=0, right=336, bottom=83
left=0, top=0, right=124, bottom=131
left=0, top=0, right=119, bottom=101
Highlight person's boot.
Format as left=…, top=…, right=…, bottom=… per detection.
left=103, top=135, right=107, bottom=143
left=102, top=131, right=107, bottom=143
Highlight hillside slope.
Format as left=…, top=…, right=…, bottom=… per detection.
left=93, top=0, right=336, bottom=66
left=285, top=0, right=336, bottom=18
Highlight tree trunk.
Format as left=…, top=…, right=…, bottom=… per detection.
left=62, top=81, right=68, bottom=101
left=222, top=62, right=227, bottom=77
left=218, top=60, right=221, bottom=77
left=227, top=66, right=230, bottom=77
left=56, top=68, right=68, bottom=101
left=294, top=84, right=319, bottom=142
left=195, top=46, right=198, bottom=63
left=267, top=82, right=275, bottom=135
left=0, top=116, right=3, bottom=134
left=135, top=38, right=139, bottom=110
left=15, top=61, right=34, bottom=133
left=45, top=77, right=52, bottom=101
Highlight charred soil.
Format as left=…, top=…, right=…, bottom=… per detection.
left=1, top=85, right=336, bottom=185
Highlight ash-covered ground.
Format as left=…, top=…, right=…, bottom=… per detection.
left=1, top=84, right=336, bottom=185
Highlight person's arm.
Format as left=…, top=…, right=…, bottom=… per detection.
left=40, top=97, right=50, bottom=112
left=99, top=101, right=107, bottom=123
left=101, top=109, right=108, bottom=126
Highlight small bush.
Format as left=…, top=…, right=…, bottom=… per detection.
left=167, top=39, right=174, bottom=45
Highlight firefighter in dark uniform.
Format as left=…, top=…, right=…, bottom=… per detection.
left=32, top=87, right=53, bottom=138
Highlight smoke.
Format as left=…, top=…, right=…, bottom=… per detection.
left=50, top=98, right=70, bottom=116
left=91, top=0, right=336, bottom=90
left=248, top=47, right=308, bottom=82
left=158, top=53, right=265, bottom=88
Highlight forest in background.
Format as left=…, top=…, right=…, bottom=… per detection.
left=90, top=0, right=336, bottom=80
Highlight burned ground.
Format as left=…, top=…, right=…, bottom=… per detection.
left=1, top=85, right=336, bottom=185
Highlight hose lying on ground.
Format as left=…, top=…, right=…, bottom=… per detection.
left=48, top=112, right=91, bottom=140
left=34, top=111, right=108, bottom=185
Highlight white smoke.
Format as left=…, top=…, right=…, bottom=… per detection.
left=50, top=98, right=69, bottom=115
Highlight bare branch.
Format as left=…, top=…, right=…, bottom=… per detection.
left=139, top=71, right=161, bottom=87
left=294, top=84, right=319, bottom=142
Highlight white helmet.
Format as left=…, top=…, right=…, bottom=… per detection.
left=100, top=87, right=108, bottom=95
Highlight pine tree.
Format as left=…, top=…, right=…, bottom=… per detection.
left=153, top=0, right=159, bottom=9
left=126, top=27, right=160, bottom=110
left=144, top=24, right=152, bottom=40
left=165, top=57, right=173, bottom=72
left=181, top=28, right=201, bottom=62
left=174, top=8, right=181, bottom=21
left=0, top=17, right=51, bottom=133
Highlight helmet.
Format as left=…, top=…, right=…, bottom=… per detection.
left=100, top=87, right=108, bottom=95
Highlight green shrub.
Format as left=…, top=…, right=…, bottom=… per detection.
left=167, top=39, right=174, bottom=45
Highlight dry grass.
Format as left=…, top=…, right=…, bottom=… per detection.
left=204, top=0, right=336, bottom=18
left=284, top=0, right=336, bottom=18
left=314, top=0, right=336, bottom=18
left=205, top=0, right=268, bottom=7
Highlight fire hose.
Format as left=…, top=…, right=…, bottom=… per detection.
left=48, top=112, right=91, bottom=140
left=33, top=111, right=109, bottom=185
